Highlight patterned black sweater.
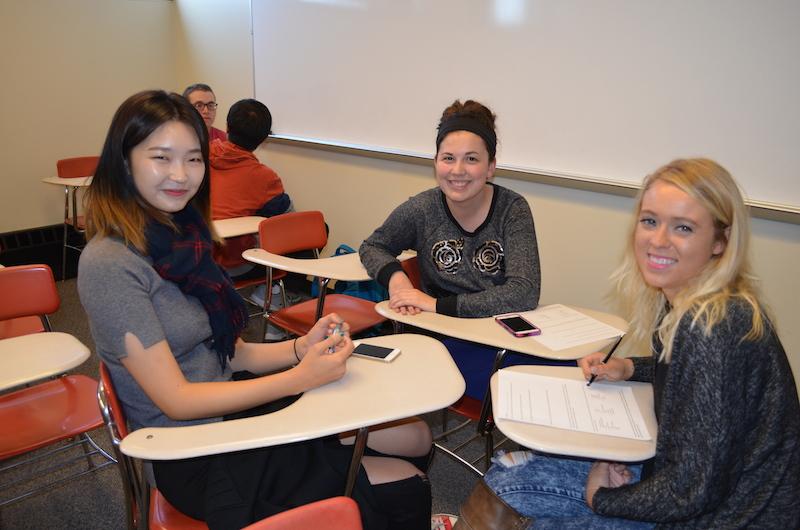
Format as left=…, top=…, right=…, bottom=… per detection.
left=593, top=299, right=800, bottom=528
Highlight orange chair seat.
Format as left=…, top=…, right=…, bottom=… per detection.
left=234, top=269, right=286, bottom=291
left=0, top=316, right=45, bottom=339
left=244, top=496, right=363, bottom=530
left=0, top=375, right=103, bottom=459
left=148, top=491, right=363, bottom=530
left=448, top=395, right=491, bottom=422
left=149, top=489, right=207, bottom=530
left=268, top=294, right=384, bottom=337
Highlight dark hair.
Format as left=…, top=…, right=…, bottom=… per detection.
left=86, top=90, right=212, bottom=252
left=435, top=100, right=498, bottom=161
left=226, top=99, right=273, bottom=151
left=182, top=83, right=215, bottom=99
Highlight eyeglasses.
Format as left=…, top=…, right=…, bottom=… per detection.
left=192, top=102, right=218, bottom=111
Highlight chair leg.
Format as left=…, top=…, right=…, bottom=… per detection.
left=78, top=434, right=98, bottom=470
left=62, top=223, right=69, bottom=282
left=278, top=279, right=287, bottom=308
left=260, top=314, right=269, bottom=343
left=433, top=442, right=484, bottom=477
left=484, top=428, right=494, bottom=471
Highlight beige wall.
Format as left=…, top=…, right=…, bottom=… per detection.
left=0, top=0, right=179, bottom=232
left=173, top=0, right=254, bottom=124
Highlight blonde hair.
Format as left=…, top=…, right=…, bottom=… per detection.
left=611, top=158, right=766, bottom=362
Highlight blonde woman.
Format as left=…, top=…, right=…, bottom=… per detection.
left=479, top=159, right=799, bottom=528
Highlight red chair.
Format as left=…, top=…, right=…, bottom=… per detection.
left=0, top=264, right=114, bottom=506
left=259, top=211, right=386, bottom=339
left=0, top=315, right=45, bottom=339
left=243, top=496, right=362, bottom=530
left=98, top=362, right=207, bottom=530
left=212, top=234, right=287, bottom=320
left=56, top=156, right=98, bottom=280
left=99, top=365, right=362, bottom=530
left=0, top=261, right=52, bottom=339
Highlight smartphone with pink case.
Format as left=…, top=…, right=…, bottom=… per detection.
left=495, top=314, right=541, bottom=337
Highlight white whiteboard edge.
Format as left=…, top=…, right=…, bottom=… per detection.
left=270, top=135, right=800, bottom=225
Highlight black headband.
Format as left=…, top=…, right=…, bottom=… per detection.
left=436, top=116, right=497, bottom=160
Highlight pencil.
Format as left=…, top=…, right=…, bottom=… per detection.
left=587, top=335, right=624, bottom=386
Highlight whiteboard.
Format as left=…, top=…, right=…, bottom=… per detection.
left=252, top=0, right=800, bottom=211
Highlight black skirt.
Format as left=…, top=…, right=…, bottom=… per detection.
left=153, top=392, right=388, bottom=530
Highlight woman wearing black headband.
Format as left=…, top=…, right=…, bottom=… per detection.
left=360, top=100, right=544, bottom=400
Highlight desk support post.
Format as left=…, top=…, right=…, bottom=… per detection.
left=344, top=426, right=369, bottom=497
left=315, top=278, right=331, bottom=321
left=478, top=349, right=507, bottom=435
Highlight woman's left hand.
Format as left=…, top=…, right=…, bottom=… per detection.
left=585, top=461, right=632, bottom=509
left=388, top=288, right=436, bottom=313
left=300, top=313, right=349, bottom=358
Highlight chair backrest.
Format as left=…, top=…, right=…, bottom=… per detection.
left=258, top=211, right=327, bottom=256
left=98, top=363, right=149, bottom=530
left=57, top=156, right=99, bottom=179
left=98, top=363, right=130, bottom=439
left=0, top=264, right=60, bottom=323
left=243, top=496, right=363, bottom=530
left=400, top=256, right=422, bottom=289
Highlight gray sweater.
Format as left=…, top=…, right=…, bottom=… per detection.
left=359, top=184, right=540, bottom=317
left=593, top=300, right=800, bottom=528
left=78, top=237, right=231, bottom=431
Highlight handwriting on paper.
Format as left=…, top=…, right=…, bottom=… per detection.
left=498, top=370, right=651, bottom=440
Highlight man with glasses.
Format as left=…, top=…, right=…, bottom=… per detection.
left=182, top=83, right=228, bottom=142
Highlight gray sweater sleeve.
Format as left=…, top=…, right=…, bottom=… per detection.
left=359, top=198, right=419, bottom=288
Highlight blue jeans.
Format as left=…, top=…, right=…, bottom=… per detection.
left=483, top=451, right=654, bottom=529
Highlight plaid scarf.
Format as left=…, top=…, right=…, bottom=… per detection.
left=145, top=205, right=248, bottom=368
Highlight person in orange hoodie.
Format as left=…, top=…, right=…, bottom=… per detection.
left=210, top=99, right=292, bottom=275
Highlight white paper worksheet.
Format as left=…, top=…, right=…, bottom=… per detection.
left=518, top=304, right=625, bottom=351
left=497, top=370, right=652, bottom=440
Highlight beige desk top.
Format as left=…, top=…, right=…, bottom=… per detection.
left=0, top=332, right=91, bottom=392
left=375, top=302, right=627, bottom=360
left=491, top=365, right=657, bottom=462
left=243, top=249, right=414, bottom=283
left=42, top=176, right=93, bottom=187
left=119, top=334, right=465, bottom=460
left=212, top=216, right=267, bottom=239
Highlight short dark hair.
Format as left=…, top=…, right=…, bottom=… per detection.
left=226, top=99, right=273, bottom=151
left=86, top=90, right=212, bottom=252
left=182, top=83, right=215, bottom=99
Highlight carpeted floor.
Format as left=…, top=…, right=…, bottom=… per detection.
left=0, top=278, right=502, bottom=528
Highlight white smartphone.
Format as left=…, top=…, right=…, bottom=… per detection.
left=352, top=341, right=401, bottom=362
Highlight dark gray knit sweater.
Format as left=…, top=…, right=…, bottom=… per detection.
left=359, top=184, right=540, bottom=317
left=593, top=299, right=800, bottom=528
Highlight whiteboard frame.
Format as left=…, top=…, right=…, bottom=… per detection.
left=271, top=135, right=799, bottom=225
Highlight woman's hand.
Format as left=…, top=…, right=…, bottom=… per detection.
left=293, top=332, right=353, bottom=391
left=388, top=271, right=434, bottom=314
left=578, top=352, right=633, bottom=383
left=585, top=461, right=633, bottom=509
left=298, top=313, right=349, bottom=359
